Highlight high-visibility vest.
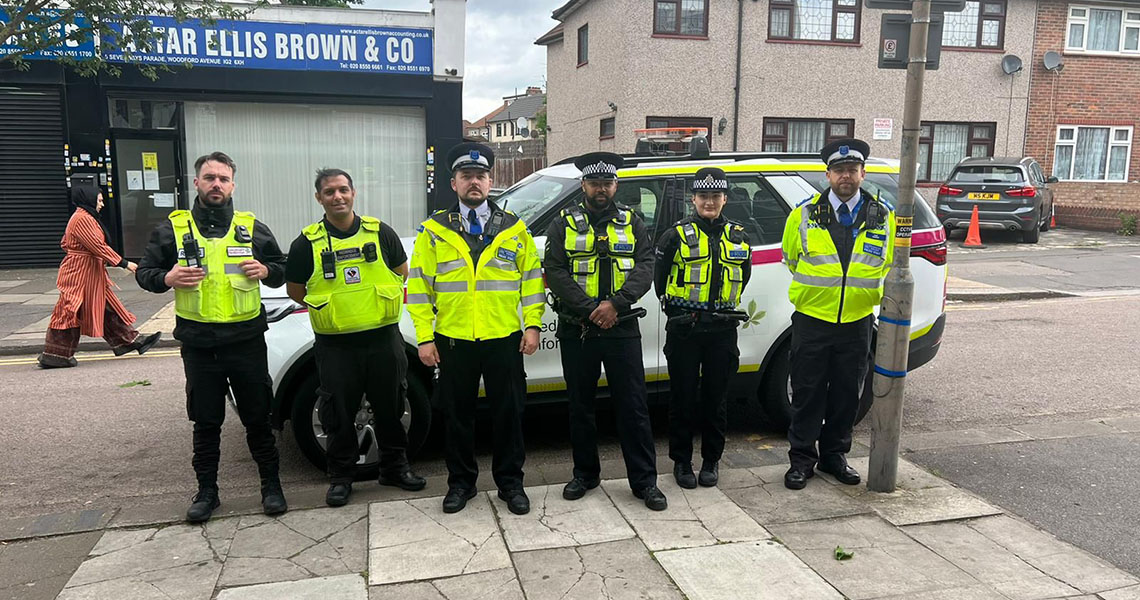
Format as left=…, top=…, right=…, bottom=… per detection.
left=301, top=216, right=405, bottom=335
left=664, top=219, right=751, bottom=310
left=561, top=205, right=637, bottom=300
left=781, top=193, right=896, bottom=323
left=169, top=209, right=261, bottom=323
left=406, top=208, right=545, bottom=343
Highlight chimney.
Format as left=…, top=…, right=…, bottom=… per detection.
left=527, top=86, right=543, bottom=95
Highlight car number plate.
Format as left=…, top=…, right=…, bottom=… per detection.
left=968, top=192, right=1000, bottom=200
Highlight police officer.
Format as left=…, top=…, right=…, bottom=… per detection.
left=545, top=152, right=666, bottom=511
left=284, top=168, right=426, bottom=507
left=407, top=143, right=545, bottom=515
left=781, top=139, right=896, bottom=490
left=654, top=167, right=751, bottom=489
left=136, top=151, right=288, bottom=522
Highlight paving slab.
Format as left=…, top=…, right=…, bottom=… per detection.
left=967, top=515, right=1139, bottom=594
left=57, top=560, right=222, bottom=600
left=904, top=521, right=1081, bottom=600
left=496, top=483, right=634, bottom=552
left=1100, top=417, right=1140, bottom=433
left=831, top=456, right=951, bottom=494
left=61, top=527, right=217, bottom=589
left=656, top=540, right=842, bottom=599
left=369, top=567, right=524, bottom=600
left=715, top=466, right=766, bottom=490
left=513, top=538, right=683, bottom=600
left=601, top=478, right=768, bottom=551
left=1010, top=420, right=1118, bottom=440
left=900, top=427, right=1032, bottom=452
left=723, top=477, right=872, bottom=526
left=216, top=573, right=367, bottom=599
left=1101, top=584, right=1140, bottom=599
left=0, top=531, right=101, bottom=600
left=851, top=485, right=1002, bottom=526
left=767, top=514, right=915, bottom=551
left=872, top=586, right=1010, bottom=599
left=367, top=493, right=510, bottom=585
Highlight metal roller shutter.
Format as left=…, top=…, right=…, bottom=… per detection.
left=0, top=87, right=69, bottom=268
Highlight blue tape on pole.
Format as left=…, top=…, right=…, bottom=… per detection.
left=874, top=365, right=907, bottom=378
left=878, top=315, right=911, bottom=326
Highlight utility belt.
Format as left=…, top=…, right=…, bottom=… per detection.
left=552, top=294, right=647, bottom=339
left=666, top=309, right=749, bottom=331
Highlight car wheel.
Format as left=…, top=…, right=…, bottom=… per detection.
left=1021, top=224, right=1040, bottom=244
left=290, top=364, right=433, bottom=480
left=1040, top=205, right=1053, bottom=232
left=759, top=342, right=874, bottom=432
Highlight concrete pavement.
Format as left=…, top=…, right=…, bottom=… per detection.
left=5, top=449, right=1139, bottom=599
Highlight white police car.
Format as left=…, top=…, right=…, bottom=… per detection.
left=261, top=151, right=948, bottom=478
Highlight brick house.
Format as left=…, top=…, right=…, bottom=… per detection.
left=1025, top=0, right=1140, bottom=230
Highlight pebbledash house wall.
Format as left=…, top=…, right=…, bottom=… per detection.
left=542, top=0, right=1037, bottom=205
left=1025, top=0, right=1140, bottom=231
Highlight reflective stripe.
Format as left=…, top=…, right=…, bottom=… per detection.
left=687, top=264, right=701, bottom=284
left=434, top=280, right=469, bottom=293
left=851, top=253, right=884, bottom=268
left=437, top=258, right=466, bottom=275
left=574, top=229, right=588, bottom=252
left=613, top=225, right=629, bottom=247
left=521, top=292, right=546, bottom=306
left=224, top=263, right=244, bottom=275
left=801, top=253, right=841, bottom=266
left=798, top=210, right=811, bottom=254
left=574, top=259, right=592, bottom=274
left=575, top=274, right=588, bottom=291
left=486, top=257, right=517, bottom=272
left=408, top=267, right=424, bottom=279
left=792, top=273, right=843, bottom=287
left=846, top=276, right=883, bottom=289
left=522, top=268, right=543, bottom=281
left=689, top=284, right=701, bottom=302
left=406, top=293, right=433, bottom=304
left=475, top=280, right=520, bottom=292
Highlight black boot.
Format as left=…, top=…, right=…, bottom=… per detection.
left=114, top=332, right=162, bottom=356
left=261, top=478, right=288, bottom=515
left=698, top=460, right=719, bottom=487
left=37, top=353, right=77, bottom=369
left=186, top=487, right=220, bottom=523
left=673, top=462, right=697, bottom=489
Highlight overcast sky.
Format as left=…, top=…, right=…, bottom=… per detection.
left=360, top=0, right=563, bottom=121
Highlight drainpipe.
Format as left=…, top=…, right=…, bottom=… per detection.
left=732, top=0, right=744, bottom=151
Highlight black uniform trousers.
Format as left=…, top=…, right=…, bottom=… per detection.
left=436, top=331, right=526, bottom=492
left=181, top=335, right=279, bottom=491
left=664, top=327, right=739, bottom=465
left=314, top=324, right=410, bottom=484
left=787, top=311, right=873, bottom=470
left=559, top=335, right=658, bottom=491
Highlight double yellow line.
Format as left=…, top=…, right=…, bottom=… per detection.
left=0, top=349, right=181, bottom=367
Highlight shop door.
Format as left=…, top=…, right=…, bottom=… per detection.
left=113, top=136, right=181, bottom=258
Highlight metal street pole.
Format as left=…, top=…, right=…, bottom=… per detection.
left=868, top=0, right=930, bottom=492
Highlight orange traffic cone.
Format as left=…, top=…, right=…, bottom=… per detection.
left=1050, top=211, right=1057, bottom=229
left=962, top=205, right=986, bottom=248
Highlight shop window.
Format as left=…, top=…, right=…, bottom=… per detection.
left=654, top=0, right=709, bottom=37
left=1066, top=6, right=1140, bottom=54
left=768, top=0, right=860, bottom=44
left=943, top=0, right=1006, bottom=49
left=918, top=122, right=995, bottom=182
left=1053, top=125, right=1132, bottom=181
left=109, top=99, right=180, bottom=129
left=762, top=118, right=853, bottom=153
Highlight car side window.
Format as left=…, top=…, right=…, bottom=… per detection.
left=679, top=175, right=788, bottom=246
left=613, top=177, right=666, bottom=237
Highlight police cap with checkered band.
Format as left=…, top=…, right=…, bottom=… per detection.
left=690, top=167, right=729, bottom=193
left=574, top=152, right=624, bottom=180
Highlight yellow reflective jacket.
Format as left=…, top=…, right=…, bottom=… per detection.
left=664, top=218, right=751, bottom=310
left=781, top=193, right=896, bottom=323
left=170, top=209, right=261, bottom=323
left=301, top=216, right=405, bottom=335
left=406, top=206, right=545, bottom=343
left=561, top=205, right=637, bottom=300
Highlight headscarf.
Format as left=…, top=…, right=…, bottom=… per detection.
left=70, top=184, right=111, bottom=244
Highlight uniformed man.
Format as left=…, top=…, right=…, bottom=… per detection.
left=545, top=152, right=666, bottom=511
left=284, top=168, right=426, bottom=507
left=654, top=167, right=752, bottom=489
left=136, top=151, right=288, bottom=522
left=781, top=138, right=896, bottom=490
left=406, top=142, right=545, bottom=515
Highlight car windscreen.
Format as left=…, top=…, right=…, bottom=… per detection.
left=795, top=171, right=941, bottom=230
left=949, top=165, right=1026, bottom=184
left=494, top=173, right=580, bottom=226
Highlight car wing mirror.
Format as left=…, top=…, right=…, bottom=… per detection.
left=1046, top=176, right=1059, bottom=184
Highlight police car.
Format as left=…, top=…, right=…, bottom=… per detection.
left=260, top=146, right=948, bottom=478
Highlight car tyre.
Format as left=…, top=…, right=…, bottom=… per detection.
left=759, top=341, right=874, bottom=433
left=290, top=362, right=433, bottom=480
left=1021, top=224, right=1040, bottom=244
left=1040, top=205, right=1052, bottom=232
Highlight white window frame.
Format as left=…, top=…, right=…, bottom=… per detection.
left=1065, top=5, right=1140, bottom=56
left=1053, top=125, right=1133, bottom=182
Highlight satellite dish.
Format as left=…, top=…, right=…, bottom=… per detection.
left=515, top=117, right=527, bottom=130
left=1001, top=54, right=1023, bottom=75
left=1043, top=51, right=1064, bottom=71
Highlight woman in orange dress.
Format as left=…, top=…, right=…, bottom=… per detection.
left=38, top=185, right=161, bottom=368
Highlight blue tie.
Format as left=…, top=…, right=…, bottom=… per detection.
left=468, top=208, right=483, bottom=248
left=837, top=203, right=854, bottom=227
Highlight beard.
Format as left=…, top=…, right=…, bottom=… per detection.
left=585, top=192, right=611, bottom=211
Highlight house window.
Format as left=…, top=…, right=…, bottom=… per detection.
left=577, top=24, right=589, bottom=65
left=943, top=1, right=1006, bottom=49
left=496, top=123, right=503, bottom=137
left=654, top=0, right=709, bottom=37
left=1053, top=126, right=1132, bottom=181
left=600, top=117, right=615, bottom=139
left=768, top=0, right=860, bottom=43
left=1066, top=6, right=1140, bottom=54
left=917, top=122, right=995, bottom=182
left=762, top=118, right=854, bottom=153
